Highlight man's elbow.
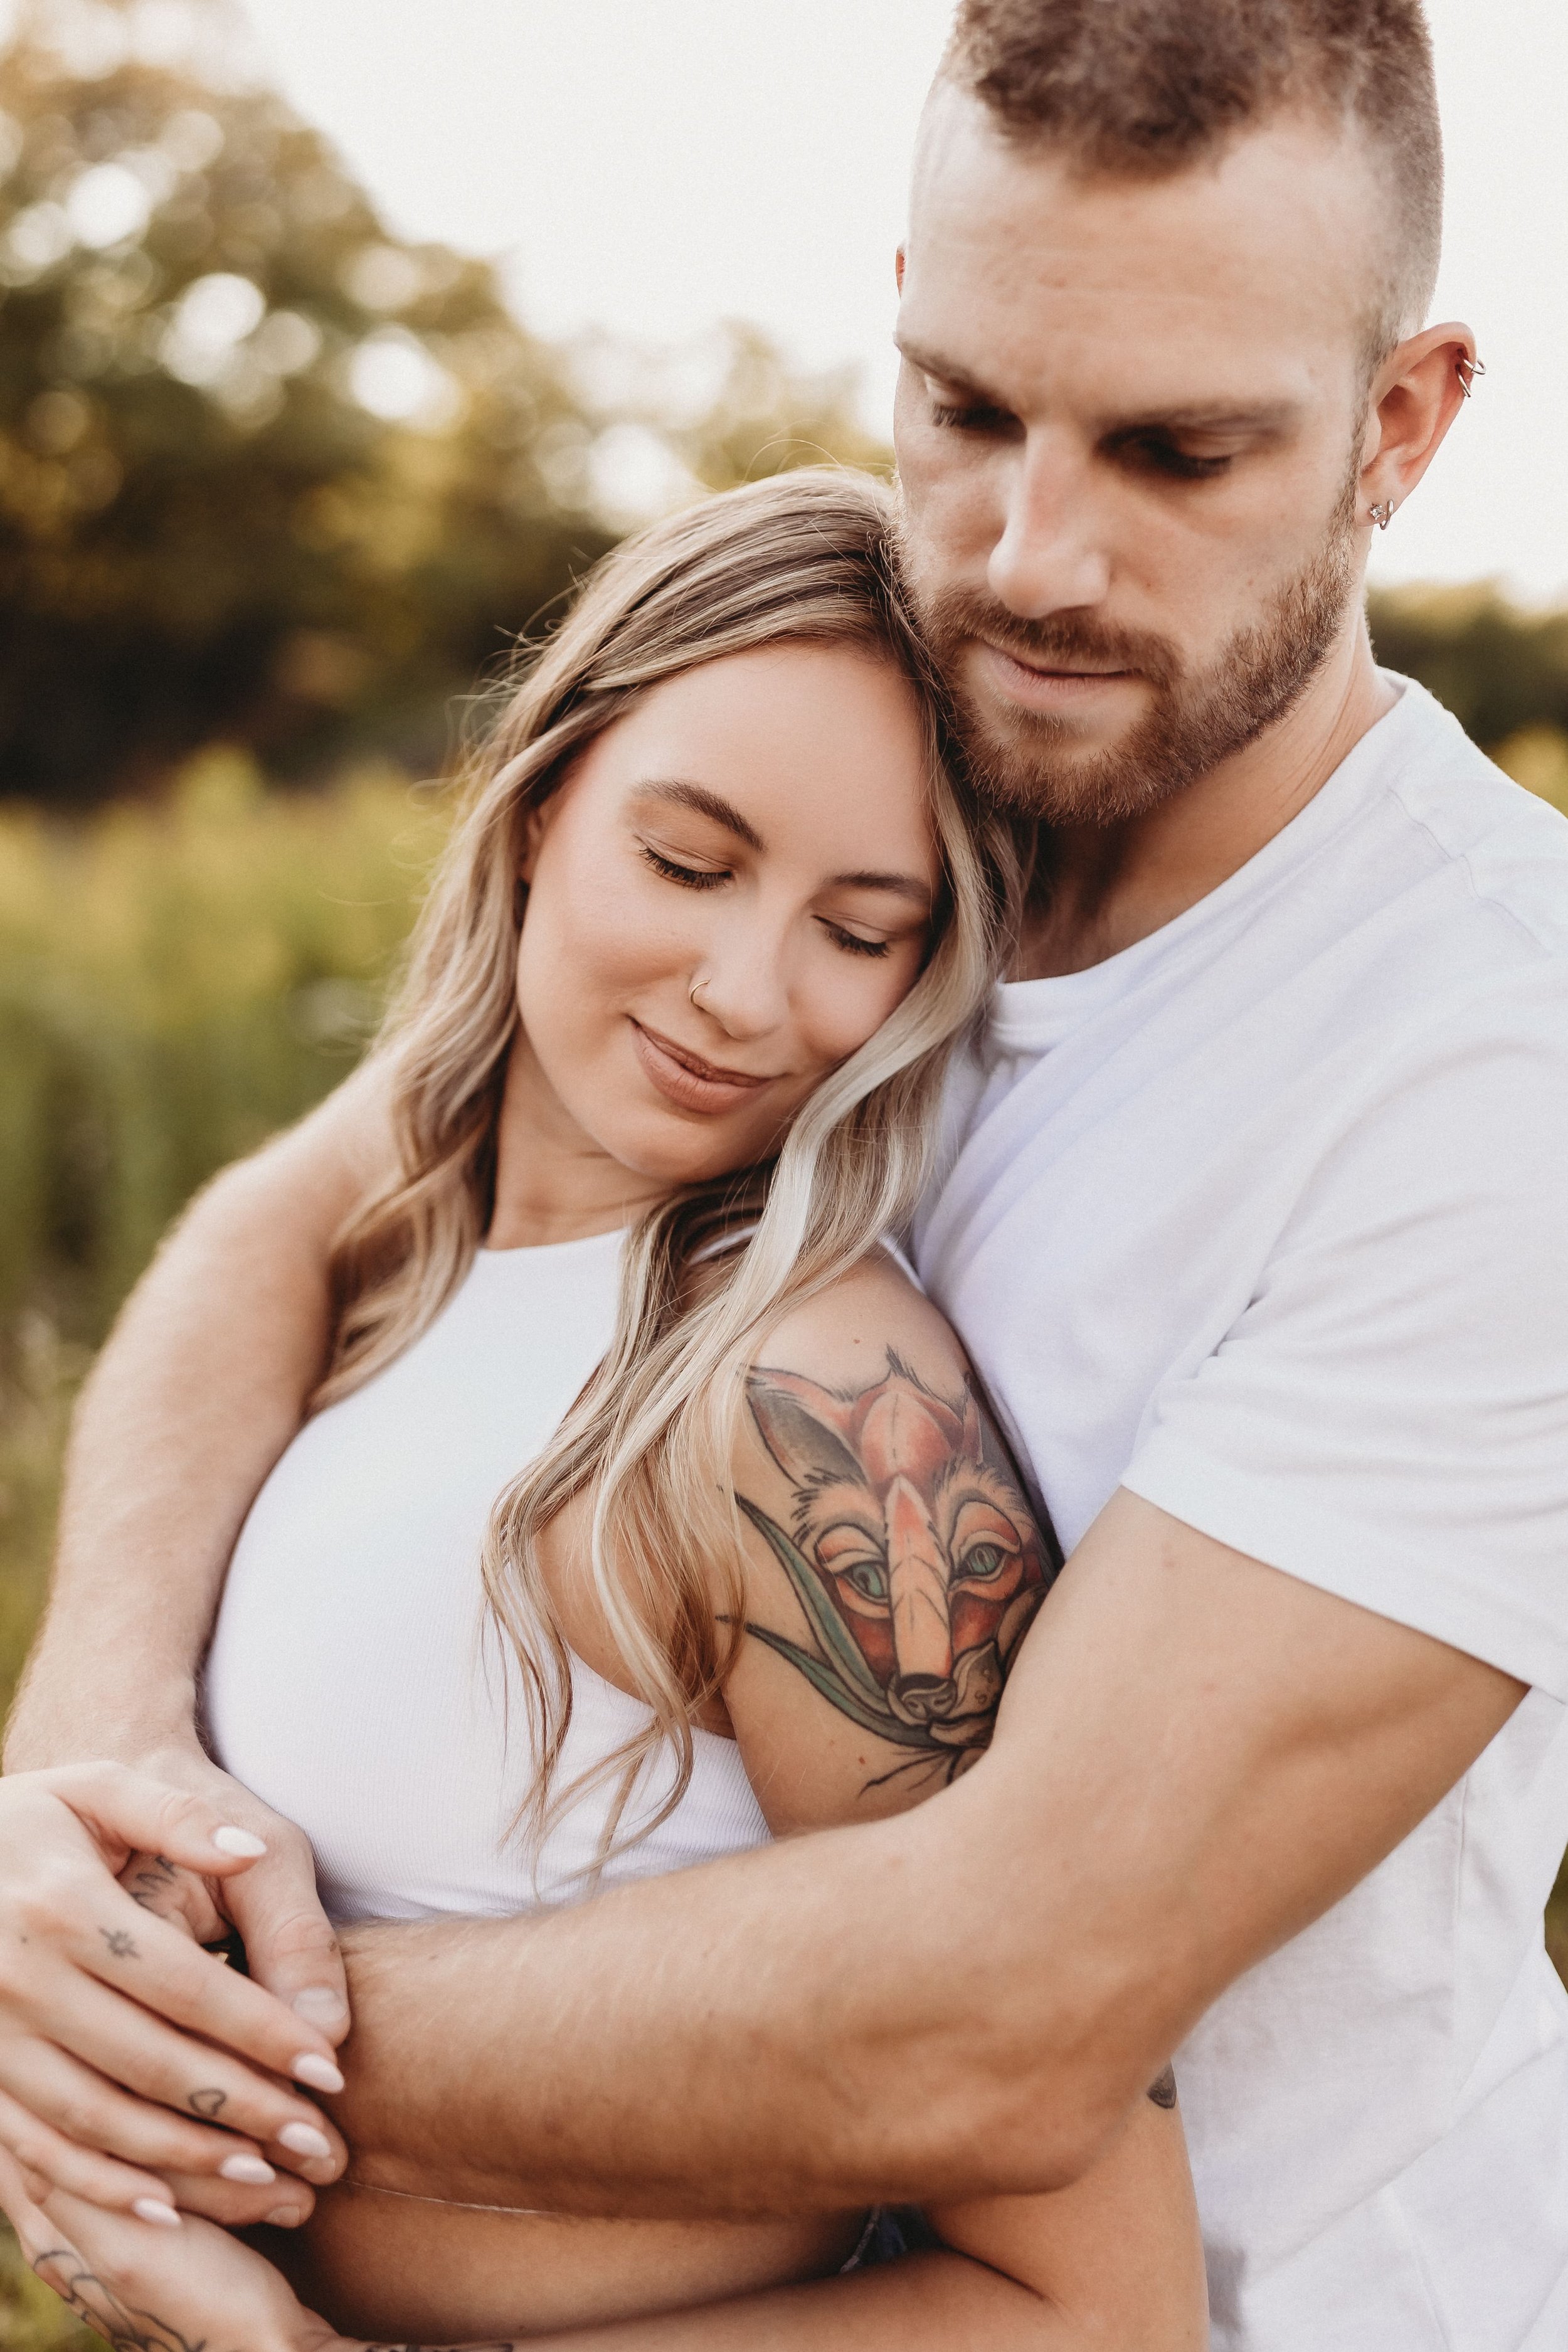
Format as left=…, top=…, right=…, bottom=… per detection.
left=879, top=1991, right=1148, bottom=2200
left=949, top=2052, right=1136, bottom=2195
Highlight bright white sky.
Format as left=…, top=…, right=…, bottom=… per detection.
left=128, top=3, right=1568, bottom=596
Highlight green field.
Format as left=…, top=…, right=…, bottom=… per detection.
left=0, top=753, right=1564, bottom=2343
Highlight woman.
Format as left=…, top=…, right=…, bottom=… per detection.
left=0, top=470, right=1206, bottom=2346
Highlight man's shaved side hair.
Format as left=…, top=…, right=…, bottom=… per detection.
left=945, top=0, right=1443, bottom=359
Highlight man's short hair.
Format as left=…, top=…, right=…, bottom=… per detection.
left=944, top=0, right=1443, bottom=359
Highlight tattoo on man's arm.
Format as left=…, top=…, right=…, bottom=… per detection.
left=1147, top=2066, right=1178, bottom=2110
left=98, top=1928, right=139, bottom=1960
left=739, top=1353, right=1062, bottom=1794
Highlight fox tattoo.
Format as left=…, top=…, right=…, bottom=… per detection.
left=741, top=1352, right=1061, bottom=1789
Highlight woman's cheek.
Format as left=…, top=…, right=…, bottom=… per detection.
left=804, top=956, right=921, bottom=1067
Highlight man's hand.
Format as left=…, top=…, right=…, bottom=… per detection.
left=0, top=1767, right=348, bottom=2227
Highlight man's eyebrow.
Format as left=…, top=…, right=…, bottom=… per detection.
left=894, top=335, right=1007, bottom=408
left=1108, top=401, right=1300, bottom=435
left=633, top=780, right=765, bottom=852
left=896, top=336, right=1299, bottom=438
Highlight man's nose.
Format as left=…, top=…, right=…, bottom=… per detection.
left=987, top=433, right=1111, bottom=618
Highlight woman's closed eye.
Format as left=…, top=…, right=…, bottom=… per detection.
left=639, top=841, right=732, bottom=891
left=818, top=918, right=896, bottom=960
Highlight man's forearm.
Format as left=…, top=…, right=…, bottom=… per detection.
left=6, top=1062, right=395, bottom=1772
left=328, top=1500, right=1523, bottom=2222
left=331, top=1799, right=1108, bottom=2223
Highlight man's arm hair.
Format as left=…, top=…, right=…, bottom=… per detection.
left=330, top=1491, right=1523, bottom=2217
left=4, top=1057, right=396, bottom=1773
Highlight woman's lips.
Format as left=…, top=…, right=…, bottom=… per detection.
left=630, top=1019, right=778, bottom=1116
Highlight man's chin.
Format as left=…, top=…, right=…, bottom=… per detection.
left=956, top=678, right=1151, bottom=824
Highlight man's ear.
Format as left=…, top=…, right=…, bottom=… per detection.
left=1359, top=320, right=1479, bottom=522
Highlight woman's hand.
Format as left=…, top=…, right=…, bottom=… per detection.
left=0, top=1767, right=348, bottom=2227
left=0, top=2146, right=341, bottom=2352
left=107, top=1736, right=352, bottom=2043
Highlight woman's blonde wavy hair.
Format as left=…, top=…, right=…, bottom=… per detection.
left=316, top=469, right=1020, bottom=1873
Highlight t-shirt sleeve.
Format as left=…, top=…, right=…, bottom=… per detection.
left=1121, top=966, right=1568, bottom=1696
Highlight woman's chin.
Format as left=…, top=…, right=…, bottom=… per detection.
left=596, top=1116, right=778, bottom=1191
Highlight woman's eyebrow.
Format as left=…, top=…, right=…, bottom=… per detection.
left=634, top=779, right=765, bottom=850
left=830, top=869, right=934, bottom=909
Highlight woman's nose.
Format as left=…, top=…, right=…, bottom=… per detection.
left=689, top=919, right=793, bottom=1041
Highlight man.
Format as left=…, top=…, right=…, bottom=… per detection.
left=6, top=3, right=1567, bottom=2343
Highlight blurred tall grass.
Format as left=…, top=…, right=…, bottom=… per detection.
left=0, top=750, right=442, bottom=1726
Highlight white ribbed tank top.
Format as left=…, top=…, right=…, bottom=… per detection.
left=204, top=1229, right=770, bottom=1925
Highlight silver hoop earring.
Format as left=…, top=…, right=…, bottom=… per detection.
left=1456, top=354, right=1486, bottom=400
left=1369, top=500, right=1396, bottom=531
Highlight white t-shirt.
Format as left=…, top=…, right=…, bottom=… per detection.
left=204, top=1229, right=769, bottom=1924
left=912, top=679, right=1568, bottom=2351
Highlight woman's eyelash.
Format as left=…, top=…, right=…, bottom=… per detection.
left=641, top=843, right=893, bottom=957
left=640, top=844, right=729, bottom=891
left=824, top=923, right=893, bottom=960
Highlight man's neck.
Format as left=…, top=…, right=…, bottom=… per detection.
left=1015, top=621, right=1397, bottom=982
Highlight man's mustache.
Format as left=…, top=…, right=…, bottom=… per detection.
left=916, top=585, right=1182, bottom=692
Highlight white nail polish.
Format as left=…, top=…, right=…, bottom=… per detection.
left=211, top=1825, right=267, bottom=1858
left=277, top=2122, right=333, bottom=2160
left=292, top=1986, right=349, bottom=2028
left=263, top=2204, right=304, bottom=2227
left=132, top=2197, right=182, bottom=2228
left=219, top=2154, right=277, bottom=2185
left=291, top=2052, right=345, bottom=2094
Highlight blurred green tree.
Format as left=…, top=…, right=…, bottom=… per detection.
left=0, top=0, right=896, bottom=805
left=0, top=0, right=613, bottom=800
left=1368, top=586, right=1568, bottom=750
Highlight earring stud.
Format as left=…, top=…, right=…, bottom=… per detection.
left=1369, top=500, right=1396, bottom=530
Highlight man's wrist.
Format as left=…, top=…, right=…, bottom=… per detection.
left=3, top=1656, right=201, bottom=1774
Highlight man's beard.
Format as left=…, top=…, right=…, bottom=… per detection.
left=899, top=474, right=1361, bottom=827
